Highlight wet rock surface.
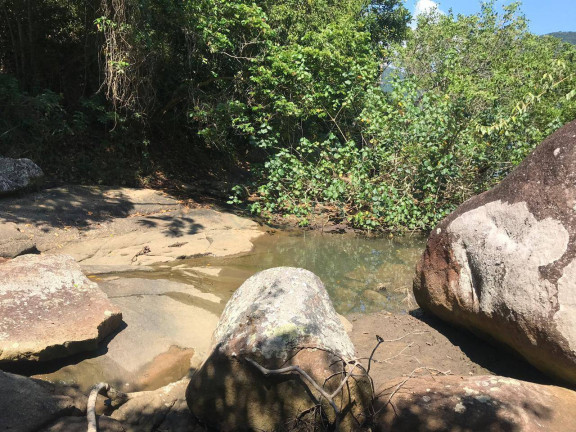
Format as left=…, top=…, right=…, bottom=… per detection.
left=30, top=278, right=220, bottom=392
left=0, top=157, right=43, bottom=194
left=414, top=119, right=576, bottom=384
left=0, top=254, right=122, bottom=363
left=373, top=375, right=576, bottom=432
left=187, top=267, right=372, bottom=431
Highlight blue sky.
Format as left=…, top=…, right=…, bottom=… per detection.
left=408, top=0, right=576, bottom=35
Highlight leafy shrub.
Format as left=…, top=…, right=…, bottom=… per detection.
left=241, top=2, right=576, bottom=231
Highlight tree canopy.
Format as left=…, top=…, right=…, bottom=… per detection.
left=0, top=1, right=574, bottom=231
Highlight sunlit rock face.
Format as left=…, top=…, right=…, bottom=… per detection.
left=0, top=254, right=122, bottom=362
left=414, top=119, right=576, bottom=384
left=186, top=267, right=372, bottom=431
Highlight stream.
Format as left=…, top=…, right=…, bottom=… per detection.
left=145, top=230, right=426, bottom=315
left=11, top=230, right=426, bottom=392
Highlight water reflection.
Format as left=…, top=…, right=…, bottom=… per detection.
left=121, top=231, right=426, bottom=315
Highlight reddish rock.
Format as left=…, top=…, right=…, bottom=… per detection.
left=414, top=120, right=576, bottom=384
left=373, top=375, right=576, bottom=432
left=0, top=254, right=122, bottom=362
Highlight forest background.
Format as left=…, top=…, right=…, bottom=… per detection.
left=1, top=0, right=575, bottom=231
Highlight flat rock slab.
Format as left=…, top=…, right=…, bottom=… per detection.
left=374, top=375, right=576, bottom=432
left=58, top=208, right=262, bottom=269
left=33, top=278, right=220, bottom=392
left=0, top=254, right=122, bottom=362
left=0, top=157, right=43, bottom=194
left=0, top=186, right=264, bottom=269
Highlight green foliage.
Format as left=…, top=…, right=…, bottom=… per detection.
left=96, top=0, right=409, bottom=153
left=4, top=0, right=573, bottom=234
left=244, top=2, right=576, bottom=231
left=0, top=74, right=70, bottom=156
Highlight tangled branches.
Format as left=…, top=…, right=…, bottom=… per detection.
left=97, top=0, right=152, bottom=114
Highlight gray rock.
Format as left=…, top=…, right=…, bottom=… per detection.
left=414, top=119, right=576, bottom=384
left=0, top=157, right=43, bottom=193
left=0, top=370, right=86, bottom=432
left=186, top=267, right=372, bottom=431
left=0, top=254, right=122, bottom=362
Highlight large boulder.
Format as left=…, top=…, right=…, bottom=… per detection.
left=0, top=254, right=122, bottom=362
left=0, top=157, right=43, bottom=194
left=186, top=267, right=372, bottom=431
left=0, top=370, right=86, bottom=432
left=373, top=375, right=576, bottom=432
left=414, top=120, right=576, bottom=384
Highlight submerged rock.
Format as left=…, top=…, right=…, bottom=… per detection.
left=186, top=267, right=372, bottom=431
left=414, top=120, right=576, bottom=384
left=0, top=157, right=43, bottom=194
left=31, top=277, right=219, bottom=393
left=0, top=254, right=122, bottom=362
left=373, top=375, right=576, bottom=432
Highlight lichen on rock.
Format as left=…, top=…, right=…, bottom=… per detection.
left=187, top=267, right=371, bottom=431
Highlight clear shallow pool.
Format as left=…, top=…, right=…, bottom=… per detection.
left=5, top=230, right=426, bottom=392
left=125, top=230, right=427, bottom=315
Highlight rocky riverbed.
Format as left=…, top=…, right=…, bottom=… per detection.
left=1, top=179, right=576, bottom=431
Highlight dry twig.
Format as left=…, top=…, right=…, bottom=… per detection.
left=87, top=382, right=109, bottom=432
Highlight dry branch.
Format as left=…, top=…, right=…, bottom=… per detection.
left=87, top=382, right=109, bottom=432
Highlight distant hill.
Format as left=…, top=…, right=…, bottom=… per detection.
left=547, top=32, right=576, bottom=44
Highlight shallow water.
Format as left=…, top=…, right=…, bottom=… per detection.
left=121, top=230, right=426, bottom=315
left=10, top=230, right=426, bottom=392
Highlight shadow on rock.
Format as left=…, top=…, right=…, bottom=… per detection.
left=372, top=374, right=576, bottom=432
left=409, top=309, right=553, bottom=386
left=0, top=321, right=128, bottom=377
left=0, top=185, right=137, bottom=228
left=137, top=214, right=204, bottom=237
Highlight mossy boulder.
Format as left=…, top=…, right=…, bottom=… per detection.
left=186, top=267, right=372, bottom=431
